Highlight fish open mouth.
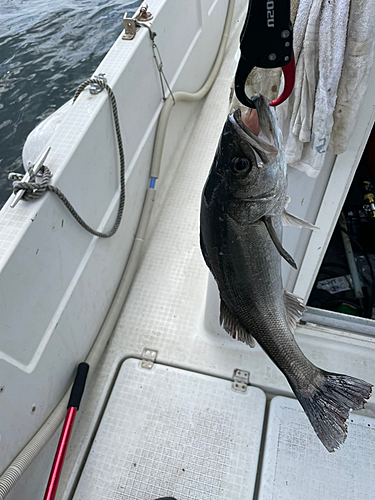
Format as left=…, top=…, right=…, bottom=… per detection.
left=230, top=108, right=279, bottom=166
left=239, top=107, right=260, bottom=136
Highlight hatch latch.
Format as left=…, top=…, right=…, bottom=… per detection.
left=141, top=348, right=157, bottom=369
left=232, top=369, right=250, bottom=393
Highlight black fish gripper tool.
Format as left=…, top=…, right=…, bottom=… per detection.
left=234, top=0, right=295, bottom=108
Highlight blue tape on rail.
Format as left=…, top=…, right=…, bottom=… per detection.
left=149, top=177, right=156, bottom=189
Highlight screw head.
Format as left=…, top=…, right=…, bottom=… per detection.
left=281, top=30, right=290, bottom=39
left=268, top=53, right=277, bottom=62
left=284, top=56, right=290, bottom=61
left=285, top=41, right=291, bottom=47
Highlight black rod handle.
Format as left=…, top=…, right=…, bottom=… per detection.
left=67, top=362, right=89, bottom=410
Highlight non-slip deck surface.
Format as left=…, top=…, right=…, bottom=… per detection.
left=258, top=396, right=375, bottom=500
left=73, top=359, right=266, bottom=500
left=59, top=4, right=375, bottom=499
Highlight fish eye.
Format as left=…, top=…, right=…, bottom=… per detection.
left=231, top=157, right=251, bottom=174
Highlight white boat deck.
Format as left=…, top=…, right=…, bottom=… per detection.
left=10, top=9, right=375, bottom=500
left=258, top=397, right=375, bottom=500
left=73, top=360, right=266, bottom=500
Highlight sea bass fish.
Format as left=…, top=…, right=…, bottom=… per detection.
left=200, top=93, right=372, bottom=452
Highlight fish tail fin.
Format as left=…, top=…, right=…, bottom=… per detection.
left=292, top=371, right=372, bottom=452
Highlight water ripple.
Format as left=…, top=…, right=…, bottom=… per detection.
left=0, top=0, right=141, bottom=207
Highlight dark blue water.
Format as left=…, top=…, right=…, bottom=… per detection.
left=0, top=0, right=141, bottom=208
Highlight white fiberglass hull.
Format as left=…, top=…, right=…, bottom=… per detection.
left=0, top=0, right=245, bottom=494
left=1, top=1, right=375, bottom=499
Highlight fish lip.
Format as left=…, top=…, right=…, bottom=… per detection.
left=231, top=108, right=257, bottom=139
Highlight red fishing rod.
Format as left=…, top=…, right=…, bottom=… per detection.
left=42, top=364, right=177, bottom=500
left=43, top=362, right=89, bottom=500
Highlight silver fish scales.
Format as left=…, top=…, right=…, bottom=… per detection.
left=200, top=94, right=372, bottom=452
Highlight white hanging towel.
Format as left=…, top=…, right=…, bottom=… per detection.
left=329, top=0, right=375, bottom=154
left=230, top=0, right=375, bottom=178
left=277, top=0, right=356, bottom=177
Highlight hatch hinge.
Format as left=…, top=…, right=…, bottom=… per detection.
left=123, top=3, right=153, bottom=41
left=232, top=369, right=250, bottom=393
left=141, top=348, right=157, bottom=369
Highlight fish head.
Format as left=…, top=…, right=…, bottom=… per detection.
left=205, top=94, right=286, bottom=220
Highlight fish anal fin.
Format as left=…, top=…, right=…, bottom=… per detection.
left=282, top=210, right=320, bottom=231
left=284, top=290, right=306, bottom=331
left=220, top=299, right=255, bottom=347
left=262, top=216, right=297, bottom=269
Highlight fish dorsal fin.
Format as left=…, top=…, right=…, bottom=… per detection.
left=284, top=291, right=306, bottom=331
left=220, top=299, right=255, bottom=348
left=282, top=210, right=320, bottom=230
left=262, top=216, right=297, bottom=269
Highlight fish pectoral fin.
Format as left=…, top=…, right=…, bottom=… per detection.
left=284, top=290, right=306, bottom=331
left=282, top=210, right=320, bottom=231
left=220, top=299, right=255, bottom=347
left=262, top=216, right=297, bottom=269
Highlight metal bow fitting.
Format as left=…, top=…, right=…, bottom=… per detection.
left=10, top=146, right=51, bottom=208
left=234, top=0, right=295, bottom=108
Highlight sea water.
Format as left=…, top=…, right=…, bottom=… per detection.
left=0, top=0, right=141, bottom=208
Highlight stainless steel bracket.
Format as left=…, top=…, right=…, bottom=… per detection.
left=89, top=74, right=107, bottom=95
left=10, top=146, right=51, bottom=208
left=141, top=348, right=157, bottom=369
left=123, top=3, right=153, bottom=40
left=232, top=369, right=250, bottom=394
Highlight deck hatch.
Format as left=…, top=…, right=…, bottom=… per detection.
left=73, top=358, right=266, bottom=500
left=257, top=395, right=375, bottom=500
